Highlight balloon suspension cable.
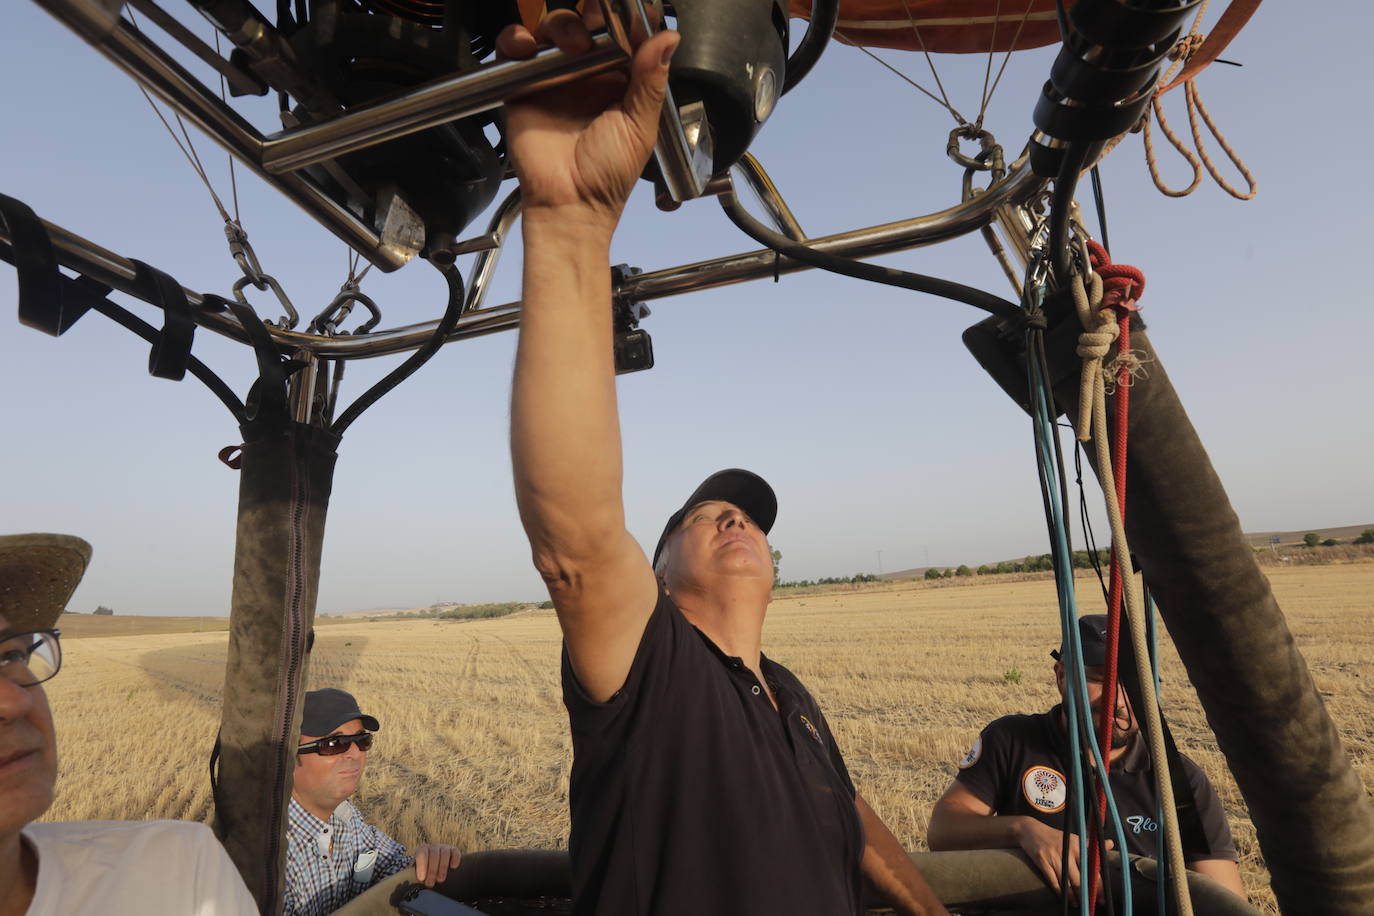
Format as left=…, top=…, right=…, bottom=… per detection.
left=975, top=0, right=1041, bottom=128
left=211, top=29, right=241, bottom=225
left=855, top=45, right=968, bottom=125
left=896, top=0, right=963, bottom=122
left=128, top=7, right=303, bottom=330
left=719, top=192, right=1020, bottom=320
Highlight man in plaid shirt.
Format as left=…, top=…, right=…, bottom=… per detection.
left=283, top=688, right=461, bottom=916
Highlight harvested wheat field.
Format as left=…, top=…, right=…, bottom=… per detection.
left=41, top=562, right=1374, bottom=914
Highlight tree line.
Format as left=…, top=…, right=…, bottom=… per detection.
left=1305, top=530, right=1374, bottom=547
left=924, top=549, right=1112, bottom=580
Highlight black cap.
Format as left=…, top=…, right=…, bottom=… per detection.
left=652, top=469, right=777, bottom=566
left=1050, top=614, right=1111, bottom=667
left=300, top=688, right=380, bottom=737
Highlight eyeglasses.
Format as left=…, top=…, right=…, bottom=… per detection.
left=297, top=731, right=373, bottom=756
left=0, top=630, right=62, bottom=687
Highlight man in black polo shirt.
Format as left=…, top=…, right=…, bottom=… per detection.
left=927, top=615, right=1245, bottom=901
left=498, top=9, right=947, bottom=916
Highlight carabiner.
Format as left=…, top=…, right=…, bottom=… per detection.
left=224, top=222, right=266, bottom=288
left=308, top=287, right=382, bottom=336
left=947, top=125, right=1005, bottom=176
left=233, top=274, right=299, bottom=330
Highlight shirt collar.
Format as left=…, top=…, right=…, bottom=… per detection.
left=288, top=797, right=358, bottom=832
left=1048, top=703, right=1150, bottom=773
left=691, top=625, right=786, bottom=694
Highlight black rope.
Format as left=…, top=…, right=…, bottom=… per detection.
left=1090, top=165, right=1111, bottom=257
left=1075, top=439, right=1111, bottom=604
left=720, top=193, right=1021, bottom=320
left=1049, top=144, right=1090, bottom=284
left=332, top=264, right=466, bottom=435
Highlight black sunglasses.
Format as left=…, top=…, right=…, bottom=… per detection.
left=298, top=731, right=373, bottom=756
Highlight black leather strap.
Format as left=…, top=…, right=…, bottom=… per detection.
left=131, top=259, right=196, bottom=380
left=216, top=294, right=290, bottom=422
left=0, top=193, right=93, bottom=335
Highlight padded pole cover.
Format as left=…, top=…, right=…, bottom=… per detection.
left=332, top=848, right=1258, bottom=915
left=213, top=417, right=340, bottom=913
left=968, top=317, right=1374, bottom=913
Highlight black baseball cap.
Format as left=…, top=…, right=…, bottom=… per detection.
left=652, top=469, right=777, bottom=566
left=1050, top=614, right=1112, bottom=667
left=300, top=688, right=380, bottom=736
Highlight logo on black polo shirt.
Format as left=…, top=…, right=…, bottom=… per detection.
left=798, top=714, right=823, bottom=745
left=1021, top=765, right=1068, bottom=813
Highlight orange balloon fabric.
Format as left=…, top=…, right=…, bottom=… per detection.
left=788, top=0, right=1062, bottom=54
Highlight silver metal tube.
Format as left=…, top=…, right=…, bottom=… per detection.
left=7, top=217, right=521, bottom=356
left=599, top=0, right=713, bottom=203
left=621, top=156, right=1044, bottom=302
left=462, top=189, right=523, bottom=314
left=260, top=38, right=627, bottom=175
left=31, top=0, right=409, bottom=269
left=289, top=349, right=318, bottom=424
left=733, top=154, right=806, bottom=241
left=7, top=157, right=1042, bottom=359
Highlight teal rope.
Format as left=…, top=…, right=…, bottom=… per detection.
left=1146, top=589, right=1167, bottom=916
left=1025, top=270, right=1134, bottom=914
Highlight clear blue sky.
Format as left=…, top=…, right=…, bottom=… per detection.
left=2, top=4, right=1370, bottom=615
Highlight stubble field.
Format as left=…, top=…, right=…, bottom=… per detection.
left=41, top=562, right=1374, bottom=914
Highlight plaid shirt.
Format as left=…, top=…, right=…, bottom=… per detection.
left=283, top=797, right=412, bottom=916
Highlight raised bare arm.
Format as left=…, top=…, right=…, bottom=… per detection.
left=503, top=11, right=679, bottom=701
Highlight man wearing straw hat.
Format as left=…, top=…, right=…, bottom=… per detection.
left=0, top=533, right=256, bottom=915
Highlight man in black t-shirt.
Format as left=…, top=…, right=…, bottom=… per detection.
left=927, top=616, right=1245, bottom=901
left=498, top=8, right=947, bottom=916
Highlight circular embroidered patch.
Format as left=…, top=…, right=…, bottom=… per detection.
left=957, top=736, right=983, bottom=769
left=1021, top=765, right=1068, bottom=813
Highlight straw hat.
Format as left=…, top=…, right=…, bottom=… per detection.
left=0, top=534, right=92, bottom=631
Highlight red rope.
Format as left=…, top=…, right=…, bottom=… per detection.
left=1084, top=240, right=1144, bottom=914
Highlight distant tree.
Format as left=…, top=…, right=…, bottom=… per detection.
left=1355, top=529, right=1374, bottom=545
left=1303, top=533, right=1321, bottom=548
left=955, top=565, right=972, bottom=577
left=93, top=606, right=114, bottom=616
left=537, top=600, right=554, bottom=610
left=1322, top=538, right=1339, bottom=547
left=976, top=565, right=991, bottom=576
left=770, top=547, right=782, bottom=585
left=924, top=568, right=943, bottom=580
left=942, top=568, right=954, bottom=578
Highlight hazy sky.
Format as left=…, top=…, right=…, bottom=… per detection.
left=3, top=4, right=1370, bottom=616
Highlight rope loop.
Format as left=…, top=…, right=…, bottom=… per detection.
left=1086, top=240, right=1146, bottom=310
left=1168, top=32, right=1206, bottom=63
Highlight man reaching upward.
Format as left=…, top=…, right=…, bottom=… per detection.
left=501, top=8, right=947, bottom=916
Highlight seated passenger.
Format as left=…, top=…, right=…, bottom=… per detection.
left=927, top=615, right=1246, bottom=901
left=1, top=532, right=256, bottom=915
left=284, top=687, right=461, bottom=916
